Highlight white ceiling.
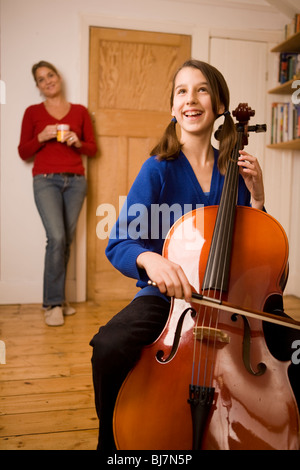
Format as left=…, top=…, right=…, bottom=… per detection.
left=166, top=0, right=300, bottom=19
left=264, top=0, right=300, bottom=18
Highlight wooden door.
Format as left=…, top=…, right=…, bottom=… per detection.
left=87, top=27, right=191, bottom=302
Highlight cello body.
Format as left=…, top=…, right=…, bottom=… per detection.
left=113, top=206, right=300, bottom=450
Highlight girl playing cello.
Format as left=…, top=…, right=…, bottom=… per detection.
left=90, top=59, right=299, bottom=451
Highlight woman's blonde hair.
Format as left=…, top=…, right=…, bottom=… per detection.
left=150, top=59, right=237, bottom=174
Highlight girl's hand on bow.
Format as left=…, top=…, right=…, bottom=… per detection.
left=238, top=150, right=265, bottom=210
left=136, top=251, right=192, bottom=302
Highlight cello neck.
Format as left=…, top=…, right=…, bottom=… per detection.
left=202, top=113, right=249, bottom=293
left=201, top=135, right=241, bottom=292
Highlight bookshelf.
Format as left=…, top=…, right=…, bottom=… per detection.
left=268, top=78, right=297, bottom=95
left=268, top=30, right=300, bottom=150
left=271, top=31, right=300, bottom=53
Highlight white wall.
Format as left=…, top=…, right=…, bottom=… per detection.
left=1, top=0, right=296, bottom=304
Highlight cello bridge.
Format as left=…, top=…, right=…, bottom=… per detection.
left=193, top=326, right=230, bottom=345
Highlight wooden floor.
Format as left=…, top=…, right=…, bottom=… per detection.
left=0, top=298, right=128, bottom=450
left=0, top=296, right=299, bottom=450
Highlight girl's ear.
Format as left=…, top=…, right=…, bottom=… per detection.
left=217, top=103, right=225, bottom=115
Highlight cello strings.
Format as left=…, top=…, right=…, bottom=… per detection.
left=192, top=301, right=208, bottom=386
left=210, top=146, right=240, bottom=386
left=194, top=136, right=241, bottom=390
left=208, top=156, right=239, bottom=388
left=212, top=134, right=241, bottom=302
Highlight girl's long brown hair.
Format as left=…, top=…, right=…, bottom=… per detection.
left=150, top=59, right=237, bottom=174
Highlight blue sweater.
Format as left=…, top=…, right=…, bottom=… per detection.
left=106, top=149, right=251, bottom=299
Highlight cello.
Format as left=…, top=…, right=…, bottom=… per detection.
left=113, top=104, right=300, bottom=450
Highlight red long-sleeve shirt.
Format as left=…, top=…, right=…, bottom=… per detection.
left=18, top=103, right=97, bottom=176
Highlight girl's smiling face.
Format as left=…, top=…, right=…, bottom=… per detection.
left=171, top=66, right=224, bottom=139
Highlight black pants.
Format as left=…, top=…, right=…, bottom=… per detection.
left=90, top=296, right=170, bottom=451
left=90, top=295, right=300, bottom=451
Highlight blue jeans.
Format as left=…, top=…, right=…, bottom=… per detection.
left=33, top=173, right=87, bottom=307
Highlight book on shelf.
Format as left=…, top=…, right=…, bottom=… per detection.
left=271, top=102, right=300, bottom=144
left=284, top=13, right=300, bottom=39
left=279, top=53, right=300, bottom=84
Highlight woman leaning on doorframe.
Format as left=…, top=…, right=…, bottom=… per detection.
left=18, top=60, right=97, bottom=326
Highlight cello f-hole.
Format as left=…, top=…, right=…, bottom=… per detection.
left=156, top=307, right=196, bottom=364
left=231, top=314, right=267, bottom=376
